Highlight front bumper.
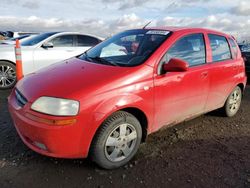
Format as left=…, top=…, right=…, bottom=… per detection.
left=8, top=90, right=90, bottom=158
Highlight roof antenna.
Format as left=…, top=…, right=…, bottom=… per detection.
left=143, top=21, right=152, bottom=29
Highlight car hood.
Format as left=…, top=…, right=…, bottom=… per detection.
left=16, top=57, right=133, bottom=102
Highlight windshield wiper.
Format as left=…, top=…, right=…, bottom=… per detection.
left=81, top=52, right=119, bottom=66
left=89, top=56, right=119, bottom=66
left=82, top=52, right=94, bottom=62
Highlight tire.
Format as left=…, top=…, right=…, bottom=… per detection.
left=0, top=61, right=16, bottom=89
left=90, top=111, right=142, bottom=169
left=223, top=86, right=242, bottom=117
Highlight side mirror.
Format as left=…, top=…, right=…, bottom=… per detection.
left=163, top=58, right=189, bottom=72
left=42, top=42, right=53, bottom=49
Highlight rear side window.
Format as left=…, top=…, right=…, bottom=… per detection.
left=50, top=35, right=74, bottom=47
left=208, top=34, right=231, bottom=62
left=229, top=38, right=238, bottom=59
left=77, top=35, right=100, bottom=46
left=161, top=33, right=206, bottom=67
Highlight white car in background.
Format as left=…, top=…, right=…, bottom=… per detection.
left=0, top=32, right=103, bottom=89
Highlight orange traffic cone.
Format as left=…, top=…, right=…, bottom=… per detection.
left=15, top=39, right=23, bottom=81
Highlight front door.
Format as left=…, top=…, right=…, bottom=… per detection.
left=33, top=35, right=77, bottom=71
left=154, top=33, right=210, bottom=130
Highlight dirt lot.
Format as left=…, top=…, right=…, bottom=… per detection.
left=1, top=84, right=250, bottom=188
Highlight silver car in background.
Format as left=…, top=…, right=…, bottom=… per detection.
left=0, top=32, right=103, bottom=89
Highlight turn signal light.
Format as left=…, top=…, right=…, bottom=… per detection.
left=25, top=113, right=77, bottom=126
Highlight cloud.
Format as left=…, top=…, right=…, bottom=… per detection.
left=1, top=13, right=249, bottom=40
left=119, top=0, right=150, bottom=10
left=156, top=14, right=250, bottom=41
left=100, top=0, right=151, bottom=10
left=231, top=1, right=250, bottom=16
left=22, top=1, right=40, bottom=9
left=0, top=0, right=250, bottom=42
left=1, top=0, right=40, bottom=9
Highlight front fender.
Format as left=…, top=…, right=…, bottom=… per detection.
left=93, top=93, right=153, bottom=128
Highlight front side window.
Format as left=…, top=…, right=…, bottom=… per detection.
left=161, top=33, right=206, bottom=67
left=78, top=29, right=170, bottom=67
left=50, top=35, right=74, bottom=47
left=208, top=34, right=231, bottom=62
left=21, top=32, right=57, bottom=46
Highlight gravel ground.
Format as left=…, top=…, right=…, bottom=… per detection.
left=1, top=82, right=250, bottom=188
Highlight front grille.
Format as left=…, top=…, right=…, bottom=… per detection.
left=15, top=89, right=28, bottom=107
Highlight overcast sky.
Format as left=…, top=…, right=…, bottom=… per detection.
left=1, top=0, right=250, bottom=40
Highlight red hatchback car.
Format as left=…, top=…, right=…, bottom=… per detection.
left=9, top=27, right=247, bottom=169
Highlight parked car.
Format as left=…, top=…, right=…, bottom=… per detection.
left=12, top=31, right=39, bottom=38
left=0, top=34, right=37, bottom=45
left=0, top=31, right=40, bottom=39
left=0, top=33, right=5, bottom=41
left=0, top=32, right=103, bottom=89
left=238, top=43, right=250, bottom=73
left=0, top=31, right=15, bottom=40
left=8, top=27, right=247, bottom=169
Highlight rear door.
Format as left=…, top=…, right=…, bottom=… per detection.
left=154, top=33, right=210, bottom=129
left=33, top=34, right=76, bottom=71
left=205, top=34, right=237, bottom=111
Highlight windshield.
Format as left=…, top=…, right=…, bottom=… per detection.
left=78, top=29, right=170, bottom=67
left=21, top=32, right=58, bottom=46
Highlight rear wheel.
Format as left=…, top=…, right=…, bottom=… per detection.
left=0, top=61, right=16, bottom=89
left=91, top=111, right=142, bottom=169
left=223, top=86, right=242, bottom=117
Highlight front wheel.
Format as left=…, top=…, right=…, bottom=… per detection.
left=90, top=111, right=142, bottom=169
left=0, top=61, right=16, bottom=89
left=223, top=86, right=242, bottom=117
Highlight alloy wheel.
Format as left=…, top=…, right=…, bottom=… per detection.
left=104, top=123, right=138, bottom=162
left=0, top=64, right=16, bottom=88
left=228, top=87, right=242, bottom=114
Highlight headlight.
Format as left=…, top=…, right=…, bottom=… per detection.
left=31, top=97, right=79, bottom=116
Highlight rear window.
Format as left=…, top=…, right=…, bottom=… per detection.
left=208, top=34, right=232, bottom=62
left=50, top=35, right=74, bottom=47
left=229, top=38, right=238, bottom=58
left=77, top=35, right=100, bottom=46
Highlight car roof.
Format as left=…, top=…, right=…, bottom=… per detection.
left=146, top=26, right=230, bottom=37
left=45, top=31, right=104, bottom=40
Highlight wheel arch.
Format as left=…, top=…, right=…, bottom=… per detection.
left=119, top=107, right=148, bottom=142
left=237, top=83, right=245, bottom=94
left=0, top=59, right=16, bottom=66
left=88, top=106, right=149, bottom=157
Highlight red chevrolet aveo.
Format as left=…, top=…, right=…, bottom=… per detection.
left=9, top=27, right=247, bottom=169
